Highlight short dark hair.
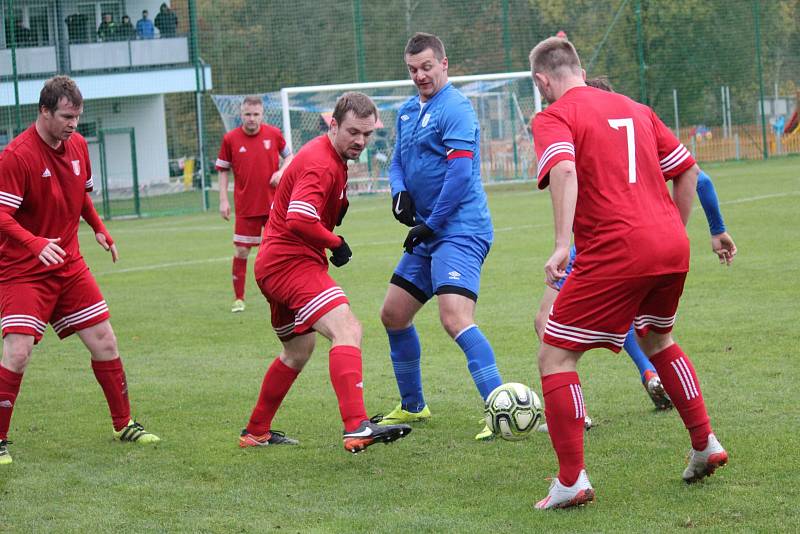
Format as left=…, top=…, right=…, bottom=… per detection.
left=529, top=36, right=582, bottom=77
left=404, top=32, right=445, bottom=60
left=39, top=75, right=83, bottom=113
left=241, top=95, right=264, bottom=108
left=143, top=9, right=148, bottom=15
left=585, top=76, right=614, bottom=92
left=331, top=92, right=377, bottom=125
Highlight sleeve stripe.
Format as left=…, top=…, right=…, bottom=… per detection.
left=659, top=145, right=690, bottom=172
left=287, top=201, right=320, bottom=220
left=536, top=142, right=575, bottom=177
left=0, top=191, right=22, bottom=208
left=215, top=158, right=231, bottom=169
left=446, top=149, right=473, bottom=160
left=85, top=177, right=94, bottom=189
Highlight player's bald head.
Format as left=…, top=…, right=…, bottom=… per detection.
left=529, top=37, right=582, bottom=79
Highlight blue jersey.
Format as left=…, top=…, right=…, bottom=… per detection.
left=389, top=83, right=492, bottom=237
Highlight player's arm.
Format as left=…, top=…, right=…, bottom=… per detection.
left=671, top=163, right=699, bottom=226
left=695, top=169, right=737, bottom=265
left=81, top=193, right=118, bottom=262
left=285, top=169, right=351, bottom=266
left=652, top=109, right=697, bottom=226
left=389, top=114, right=415, bottom=226
left=544, top=160, right=577, bottom=289
left=270, top=145, right=294, bottom=187
left=216, top=141, right=232, bottom=220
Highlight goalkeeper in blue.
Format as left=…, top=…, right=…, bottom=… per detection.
left=534, top=77, right=737, bottom=412
left=376, top=32, right=502, bottom=440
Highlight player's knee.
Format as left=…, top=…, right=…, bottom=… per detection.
left=639, top=331, right=674, bottom=357
left=439, top=312, right=471, bottom=339
left=89, top=326, right=119, bottom=359
left=380, top=303, right=407, bottom=330
left=2, top=337, right=34, bottom=373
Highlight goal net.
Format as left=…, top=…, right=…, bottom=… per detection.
left=211, top=72, right=541, bottom=194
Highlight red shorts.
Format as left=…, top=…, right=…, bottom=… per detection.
left=257, top=261, right=348, bottom=341
left=0, top=267, right=110, bottom=344
left=543, top=272, right=686, bottom=352
left=234, top=215, right=267, bottom=247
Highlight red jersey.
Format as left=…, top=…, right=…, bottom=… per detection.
left=255, top=135, right=348, bottom=277
left=0, top=125, right=94, bottom=282
left=532, top=86, right=696, bottom=280
left=215, top=123, right=287, bottom=217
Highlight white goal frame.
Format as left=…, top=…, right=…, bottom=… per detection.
left=279, top=71, right=541, bottom=154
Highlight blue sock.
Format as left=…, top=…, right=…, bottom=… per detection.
left=387, top=325, right=426, bottom=412
left=455, top=325, right=502, bottom=400
left=623, top=324, right=656, bottom=382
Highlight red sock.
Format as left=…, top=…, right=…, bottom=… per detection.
left=0, top=365, right=23, bottom=441
left=91, top=358, right=131, bottom=432
left=246, top=357, right=300, bottom=435
left=649, top=344, right=712, bottom=450
left=329, top=345, right=367, bottom=432
left=232, top=257, right=247, bottom=300
left=541, top=372, right=585, bottom=486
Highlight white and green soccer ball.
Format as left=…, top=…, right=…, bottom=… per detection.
left=484, top=382, right=542, bottom=441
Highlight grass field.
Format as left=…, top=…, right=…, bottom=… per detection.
left=1, top=157, right=798, bottom=532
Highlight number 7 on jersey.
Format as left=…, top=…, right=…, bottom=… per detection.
left=608, top=118, right=636, bottom=183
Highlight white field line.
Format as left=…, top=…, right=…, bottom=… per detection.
left=94, top=190, right=797, bottom=277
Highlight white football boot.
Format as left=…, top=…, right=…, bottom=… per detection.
left=535, top=469, right=595, bottom=510
left=683, top=433, right=728, bottom=483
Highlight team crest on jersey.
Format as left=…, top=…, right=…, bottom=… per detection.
left=421, top=113, right=431, bottom=127
left=400, top=114, right=410, bottom=121
left=71, top=160, right=81, bottom=176
left=263, top=139, right=271, bottom=150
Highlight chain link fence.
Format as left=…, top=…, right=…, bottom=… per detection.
left=1, top=0, right=797, bottom=218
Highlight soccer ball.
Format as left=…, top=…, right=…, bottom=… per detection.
left=484, top=383, right=542, bottom=441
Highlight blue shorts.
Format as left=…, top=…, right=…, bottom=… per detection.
left=553, top=245, right=577, bottom=291
left=391, top=233, right=492, bottom=303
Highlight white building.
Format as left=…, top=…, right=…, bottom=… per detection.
left=0, top=0, right=212, bottom=193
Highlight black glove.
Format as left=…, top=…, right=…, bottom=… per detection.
left=392, top=191, right=416, bottom=227
left=336, top=200, right=349, bottom=227
left=403, top=224, right=434, bottom=254
left=329, top=235, right=352, bottom=267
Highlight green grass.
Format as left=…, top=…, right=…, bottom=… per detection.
left=2, top=157, right=799, bottom=532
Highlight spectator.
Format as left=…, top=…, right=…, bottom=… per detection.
left=14, top=19, right=36, bottom=48
left=65, top=13, right=89, bottom=44
left=136, top=10, right=155, bottom=39
left=97, top=13, right=116, bottom=42
left=116, top=15, right=135, bottom=41
left=154, top=3, right=178, bottom=38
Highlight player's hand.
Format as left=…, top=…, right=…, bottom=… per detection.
left=392, top=191, right=416, bottom=227
left=711, top=231, right=737, bottom=266
left=403, top=223, right=434, bottom=254
left=219, top=199, right=230, bottom=221
left=270, top=170, right=283, bottom=188
left=37, top=238, right=66, bottom=266
left=95, top=232, right=119, bottom=263
left=336, top=200, right=349, bottom=227
left=544, top=246, right=570, bottom=290
left=329, top=236, right=352, bottom=267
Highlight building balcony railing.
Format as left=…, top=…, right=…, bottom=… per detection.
left=0, top=36, right=190, bottom=77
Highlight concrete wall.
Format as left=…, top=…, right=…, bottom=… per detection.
left=83, top=94, right=169, bottom=190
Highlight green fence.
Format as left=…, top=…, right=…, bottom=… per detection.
left=1, top=0, right=798, bottom=218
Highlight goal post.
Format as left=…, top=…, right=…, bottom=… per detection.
left=278, top=71, right=542, bottom=193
